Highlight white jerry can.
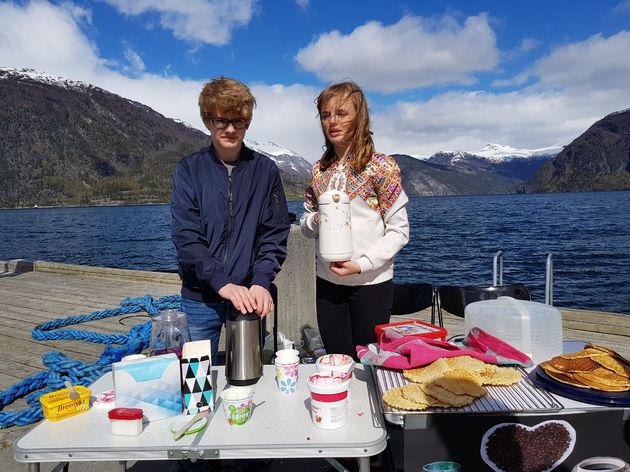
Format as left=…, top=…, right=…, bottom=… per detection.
left=317, top=190, right=353, bottom=262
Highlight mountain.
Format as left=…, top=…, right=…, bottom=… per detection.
left=393, top=143, right=560, bottom=196
left=394, top=154, right=524, bottom=196
left=521, top=108, right=630, bottom=192
left=0, top=67, right=310, bottom=207
left=245, top=138, right=312, bottom=177
left=425, top=144, right=560, bottom=181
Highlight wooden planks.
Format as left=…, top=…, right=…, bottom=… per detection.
left=0, top=268, right=178, bottom=393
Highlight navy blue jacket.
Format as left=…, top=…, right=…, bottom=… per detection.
left=171, top=144, right=290, bottom=302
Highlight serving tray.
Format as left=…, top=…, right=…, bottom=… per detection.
left=529, top=366, right=630, bottom=407
left=374, top=366, right=563, bottom=425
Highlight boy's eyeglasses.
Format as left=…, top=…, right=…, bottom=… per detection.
left=206, top=116, right=249, bottom=130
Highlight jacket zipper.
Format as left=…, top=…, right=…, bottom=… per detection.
left=223, top=172, right=234, bottom=263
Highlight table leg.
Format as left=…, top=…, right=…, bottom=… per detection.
left=358, top=457, right=370, bottom=472
left=50, top=462, right=68, bottom=472
left=28, top=464, right=40, bottom=472
left=325, top=458, right=350, bottom=471
left=118, top=460, right=127, bottom=472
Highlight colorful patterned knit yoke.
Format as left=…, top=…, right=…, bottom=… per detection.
left=306, top=152, right=404, bottom=217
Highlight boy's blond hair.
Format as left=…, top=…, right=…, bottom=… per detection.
left=199, top=76, right=256, bottom=128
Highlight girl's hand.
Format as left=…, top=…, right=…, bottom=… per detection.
left=329, top=261, right=361, bottom=276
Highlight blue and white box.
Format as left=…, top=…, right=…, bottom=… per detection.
left=113, top=353, right=182, bottom=422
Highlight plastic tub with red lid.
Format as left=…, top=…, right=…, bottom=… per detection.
left=108, top=408, right=144, bottom=436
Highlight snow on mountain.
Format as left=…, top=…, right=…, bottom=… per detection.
left=0, top=67, right=90, bottom=90
left=430, top=143, right=563, bottom=164
left=2, top=67, right=312, bottom=178
left=245, top=138, right=312, bottom=177
left=471, top=143, right=563, bottom=161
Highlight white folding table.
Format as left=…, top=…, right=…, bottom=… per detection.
left=14, top=364, right=388, bottom=472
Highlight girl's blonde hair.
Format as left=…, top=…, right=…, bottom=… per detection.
left=198, top=76, right=256, bottom=127
left=316, top=81, right=374, bottom=172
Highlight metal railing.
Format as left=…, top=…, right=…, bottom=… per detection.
left=492, top=250, right=503, bottom=287
left=491, top=251, right=554, bottom=305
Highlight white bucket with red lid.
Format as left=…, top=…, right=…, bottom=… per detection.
left=307, top=372, right=350, bottom=429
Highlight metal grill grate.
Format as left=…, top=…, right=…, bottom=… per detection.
left=375, top=366, right=562, bottom=423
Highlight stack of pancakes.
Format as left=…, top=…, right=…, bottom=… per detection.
left=540, top=344, right=630, bottom=392
left=382, top=355, right=522, bottom=411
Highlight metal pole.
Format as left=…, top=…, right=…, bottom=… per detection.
left=545, top=253, right=553, bottom=305
left=493, top=250, right=503, bottom=286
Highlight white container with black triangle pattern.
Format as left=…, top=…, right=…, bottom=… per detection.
left=180, top=340, right=214, bottom=414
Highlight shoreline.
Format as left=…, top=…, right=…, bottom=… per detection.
left=2, top=189, right=630, bottom=210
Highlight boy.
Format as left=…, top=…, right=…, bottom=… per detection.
left=171, top=76, right=290, bottom=363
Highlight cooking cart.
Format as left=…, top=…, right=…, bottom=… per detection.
left=372, top=350, right=630, bottom=471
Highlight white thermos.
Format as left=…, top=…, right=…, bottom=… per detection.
left=317, top=190, right=352, bottom=262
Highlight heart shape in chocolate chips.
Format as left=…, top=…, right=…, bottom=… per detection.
left=481, top=420, right=576, bottom=472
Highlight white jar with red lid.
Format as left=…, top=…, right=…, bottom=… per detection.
left=108, top=408, right=144, bottom=436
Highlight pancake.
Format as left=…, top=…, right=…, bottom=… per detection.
left=592, top=355, right=630, bottom=378
left=560, top=348, right=605, bottom=360
left=573, top=373, right=629, bottom=392
left=550, top=355, right=601, bottom=373
left=577, top=368, right=630, bottom=388
left=543, top=368, right=590, bottom=389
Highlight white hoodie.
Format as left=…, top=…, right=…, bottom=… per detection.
left=300, top=152, right=409, bottom=286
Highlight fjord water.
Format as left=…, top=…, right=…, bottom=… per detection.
left=1, top=191, right=628, bottom=314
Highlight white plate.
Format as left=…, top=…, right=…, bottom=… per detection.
left=169, top=415, right=208, bottom=436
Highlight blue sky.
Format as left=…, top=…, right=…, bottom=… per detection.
left=1, top=0, right=630, bottom=162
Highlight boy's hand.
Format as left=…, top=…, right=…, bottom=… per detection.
left=218, top=283, right=256, bottom=314
left=249, top=285, right=274, bottom=318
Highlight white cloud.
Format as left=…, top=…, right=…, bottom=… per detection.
left=529, top=31, right=630, bottom=91
left=502, top=37, right=539, bottom=60
left=295, top=0, right=309, bottom=10
left=0, top=1, right=321, bottom=160
left=372, top=76, right=630, bottom=158
left=123, top=43, right=145, bottom=74
left=371, top=89, right=601, bottom=157
left=612, top=0, right=630, bottom=13
left=103, top=0, right=257, bottom=45
left=1, top=1, right=629, bottom=164
left=248, top=83, right=322, bottom=159
left=0, top=0, right=104, bottom=80
left=295, top=14, right=499, bottom=93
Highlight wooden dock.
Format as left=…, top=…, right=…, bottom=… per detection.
left=1, top=259, right=629, bottom=392
left=1, top=260, right=629, bottom=470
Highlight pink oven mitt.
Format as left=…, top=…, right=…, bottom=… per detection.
left=357, top=327, right=532, bottom=369
left=460, top=327, right=532, bottom=367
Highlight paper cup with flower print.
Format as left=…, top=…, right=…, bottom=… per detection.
left=275, top=358, right=299, bottom=395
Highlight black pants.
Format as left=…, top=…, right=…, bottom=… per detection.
left=316, top=277, right=393, bottom=360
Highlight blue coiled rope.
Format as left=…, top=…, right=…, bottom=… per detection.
left=0, top=294, right=181, bottom=428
